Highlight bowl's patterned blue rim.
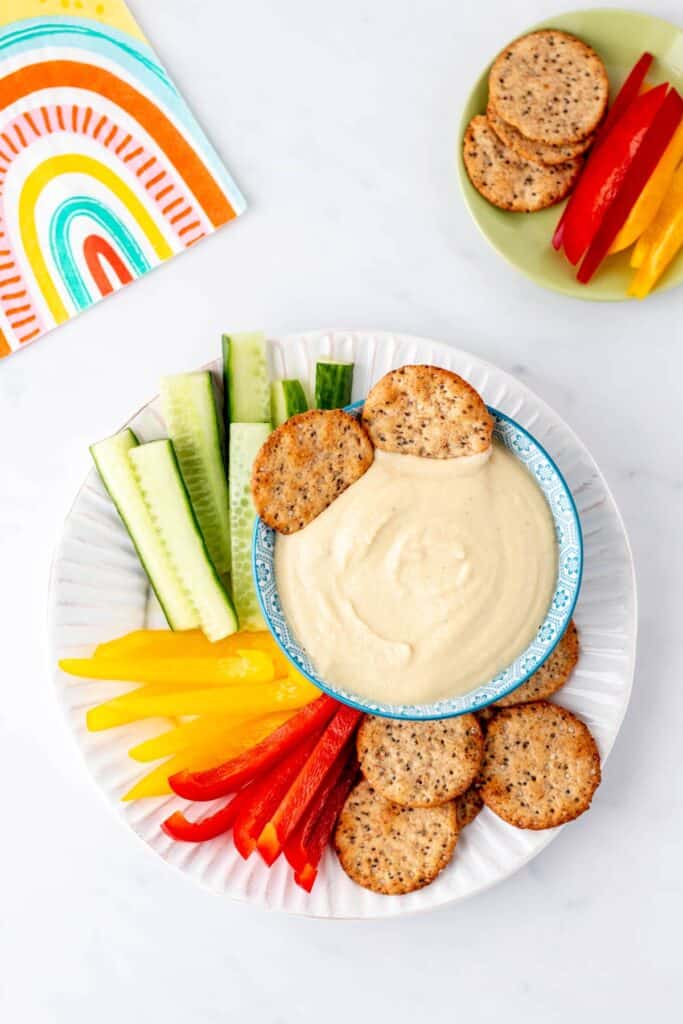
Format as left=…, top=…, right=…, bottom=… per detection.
left=253, top=403, right=583, bottom=720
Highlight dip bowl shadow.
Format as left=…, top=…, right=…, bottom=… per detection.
left=253, top=405, right=583, bottom=720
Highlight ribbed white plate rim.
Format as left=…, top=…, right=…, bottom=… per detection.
left=47, top=329, right=638, bottom=919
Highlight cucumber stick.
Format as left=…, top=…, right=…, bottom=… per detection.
left=271, top=379, right=308, bottom=427
left=90, top=431, right=199, bottom=631
left=315, top=360, right=354, bottom=409
left=161, top=372, right=231, bottom=575
left=229, top=423, right=271, bottom=630
left=223, top=332, right=271, bottom=423
left=129, top=440, right=238, bottom=642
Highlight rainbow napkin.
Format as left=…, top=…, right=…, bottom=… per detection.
left=0, top=0, right=246, bottom=359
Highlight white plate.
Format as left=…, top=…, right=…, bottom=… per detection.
left=48, top=330, right=637, bottom=919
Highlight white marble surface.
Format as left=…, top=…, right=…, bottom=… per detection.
left=1, top=0, right=681, bottom=1019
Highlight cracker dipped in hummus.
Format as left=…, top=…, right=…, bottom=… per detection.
left=252, top=365, right=558, bottom=706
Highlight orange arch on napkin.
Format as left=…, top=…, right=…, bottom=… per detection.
left=0, top=61, right=236, bottom=228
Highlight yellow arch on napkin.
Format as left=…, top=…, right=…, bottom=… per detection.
left=19, top=153, right=173, bottom=324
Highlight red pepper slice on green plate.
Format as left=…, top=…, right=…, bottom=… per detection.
left=577, top=87, right=683, bottom=283
left=284, top=746, right=354, bottom=872
left=561, top=83, right=668, bottom=265
left=292, top=755, right=359, bottom=893
left=552, top=52, right=656, bottom=253
left=600, top=52, right=654, bottom=139
left=257, top=704, right=362, bottom=866
left=232, top=730, right=323, bottom=859
left=169, top=694, right=338, bottom=801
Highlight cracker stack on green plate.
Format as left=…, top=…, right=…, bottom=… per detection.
left=463, top=29, right=609, bottom=212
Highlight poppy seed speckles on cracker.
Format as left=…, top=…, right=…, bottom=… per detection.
left=334, top=780, right=459, bottom=895
left=455, top=778, right=485, bottom=829
left=251, top=409, right=374, bottom=534
left=488, top=30, right=608, bottom=145
left=463, top=116, right=582, bottom=212
left=362, top=364, right=494, bottom=458
left=480, top=702, right=601, bottom=829
left=487, top=100, right=595, bottom=165
left=357, top=715, right=484, bottom=807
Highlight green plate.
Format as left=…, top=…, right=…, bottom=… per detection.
left=457, top=8, right=683, bottom=301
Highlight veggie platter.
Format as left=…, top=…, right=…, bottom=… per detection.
left=49, top=329, right=637, bottom=918
left=458, top=8, right=683, bottom=301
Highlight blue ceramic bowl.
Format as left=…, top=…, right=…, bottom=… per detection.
left=253, top=404, right=583, bottom=719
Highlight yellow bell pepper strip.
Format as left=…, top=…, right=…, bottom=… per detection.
left=94, top=629, right=290, bottom=675
left=90, top=681, right=254, bottom=730
left=86, top=668, right=315, bottom=731
left=632, top=157, right=683, bottom=254
left=127, top=712, right=251, bottom=761
left=631, top=234, right=648, bottom=267
left=123, top=747, right=230, bottom=801
left=94, top=630, right=176, bottom=659
left=610, top=122, right=683, bottom=253
left=629, top=162, right=683, bottom=297
left=124, top=714, right=298, bottom=800
left=128, top=711, right=292, bottom=762
left=86, top=683, right=189, bottom=731
left=60, top=649, right=275, bottom=686
left=94, top=675, right=319, bottom=723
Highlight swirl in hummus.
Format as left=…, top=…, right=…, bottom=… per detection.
left=275, top=441, right=558, bottom=705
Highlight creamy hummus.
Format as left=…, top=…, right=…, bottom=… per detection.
left=275, top=441, right=558, bottom=705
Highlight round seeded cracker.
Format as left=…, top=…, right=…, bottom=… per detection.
left=251, top=409, right=374, bottom=534
left=487, top=102, right=595, bottom=165
left=495, top=621, right=579, bottom=707
left=476, top=706, right=498, bottom=731
left=362, top=364, right=493, bottom=458
left=463, top=115, right=581, bottom=212
left=480, top=702, right=601, bottom=830
left=488, top=30, right=608, bottom=146
left=455, top=782, right=484, bottom=829
left=334, top=780, right=458, bottom=895
left=357, top=714, right=484, bottom=807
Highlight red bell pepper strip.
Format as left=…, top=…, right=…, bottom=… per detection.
left=552, top=52, right=655, bottom=252
left=257, top=704, right=362, bottom=866
left=232, top=731, right=322, bottom=859
left=562, top=83, right=668, bottom=264
left=600, top=52, right=654, bottom=139
left=293, top=755, right=359, bottom=893
left=168, top=694, right=337, bottom=801
left=161, top=783, right=256, bottom=842
left=578, top=87, right=683, bottom=283
left=284, top=746, right=352, bottom=872
left=551, top=218, right=566, bottom=252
